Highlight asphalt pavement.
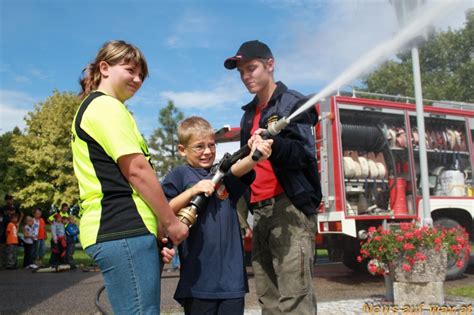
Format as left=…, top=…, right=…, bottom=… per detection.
left=1, top=257, right=473, bottom=314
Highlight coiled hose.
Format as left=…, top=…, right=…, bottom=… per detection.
left=341, top=123, right=398, bottom=207
left=95, top=285, right=107, bottom=314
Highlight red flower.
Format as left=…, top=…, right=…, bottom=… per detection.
left=400, top=222, right=410, bottom=231
left=406, top=257, right=415, bottom=265
left=403, top=243, right=415, bottom=250
left=358, top=222, right=469, bottom=276
left=414, top=252, right=426, bottom=261
left=368, top=264, right=377, bottom=274
left=456, top=260, right=464, bottom=268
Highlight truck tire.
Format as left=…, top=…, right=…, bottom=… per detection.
left=433, top=217, right=470, bottom=280
left=342, top=252, right=367, bottom=272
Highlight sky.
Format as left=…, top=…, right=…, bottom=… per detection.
left=1, top=0, right=472, bottom=147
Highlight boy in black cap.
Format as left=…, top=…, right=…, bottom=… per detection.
left=224, top=40, right=321, bottom=314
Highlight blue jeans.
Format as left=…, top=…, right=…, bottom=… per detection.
left=85, top=234, right=161, bottom=315
left=32, top=239, right=46, bottom=260
left=171, top=246, right=180, bottom=269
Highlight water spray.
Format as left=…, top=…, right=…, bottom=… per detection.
left=262, top=0, right=465, bottom=139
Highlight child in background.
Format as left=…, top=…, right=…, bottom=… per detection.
left=32, top=208, right=47, bottom=267
left=49, top=214, right=66, bottom=267
left=161, top=116, right=272, bottom=314
left=48, top=203, right=69, bottom=223
left=22, top=216, right=37, bottom=269
left=65, top=216, right=79, bottom=269
left=6, top=213, right=19, bottom=269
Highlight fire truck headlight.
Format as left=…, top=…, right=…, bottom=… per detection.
left=358, top=229, right=368, bottom=240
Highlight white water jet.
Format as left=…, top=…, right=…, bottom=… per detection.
left=288, top=0, right=466, bottom=121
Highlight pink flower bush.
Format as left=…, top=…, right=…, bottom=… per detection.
left=358, top=222, right=470, bottom=275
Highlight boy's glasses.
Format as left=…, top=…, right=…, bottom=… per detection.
left=188, top=143, right=217, bottom=154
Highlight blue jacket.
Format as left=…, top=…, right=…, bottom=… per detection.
left=240, top=81, right=322, bottom=215
left=65, top=223, right=79, bottom=243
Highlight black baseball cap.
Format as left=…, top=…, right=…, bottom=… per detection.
left=224, top=40, right=273, bottom=70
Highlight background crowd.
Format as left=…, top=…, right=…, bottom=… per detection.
left=0, top=195, right=79, bottom=271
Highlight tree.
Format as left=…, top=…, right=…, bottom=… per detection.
left=10, top=91, right=81, bottom=210
left=0, top=127, right=25, bottom=199
left=148, top=101, right=184, bottom=178
left=362, top=10, right=474, bottom=103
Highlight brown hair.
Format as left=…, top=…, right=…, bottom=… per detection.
left=178, top=116, right=214, bottom=146
left=79, top=40, right=149, bottom=99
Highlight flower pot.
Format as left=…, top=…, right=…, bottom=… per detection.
left=384, top=274, right=394, bottom=302
left=389, top=249, right=447, bottom=306
left=389, top=248, right=447, bottom=283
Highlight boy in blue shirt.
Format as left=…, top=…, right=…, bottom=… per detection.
left=161, top=116, right=272, bottom=315
left=65, top=216, right=80, bottom=269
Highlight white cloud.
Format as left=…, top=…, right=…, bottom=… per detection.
left=159, top=76, right=246, bottom=109
left=147, top=0, right=472, bottom=133
left=276, top=0, right=472, bottom=92
left=0, top=90, right=36, bottom=134
left=30, top=68, right=50, bottom=80
left=164, top=12, right=212, bottom=49
left=1, top=63, right=51, bottom=86
left=14, top=75, right=30, bottom=83
left=276, top=1, right=398, bottom=90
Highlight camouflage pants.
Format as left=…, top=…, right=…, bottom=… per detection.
left=6, top=244, right=17, bottom=268
left=252, top=194, right=318, bottom=315
left=0, top=244, right=5, bottom=269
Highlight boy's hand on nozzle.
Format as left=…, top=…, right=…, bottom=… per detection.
left=166, top=218, right=189, bottom=245
left=191, top=180, right=215, bottom=197
left=160, top=238, right=176, bottom=263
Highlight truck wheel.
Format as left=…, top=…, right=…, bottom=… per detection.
left=342, top=252, right=367, bottom=272
left=433, top=217, right=470, bottom=280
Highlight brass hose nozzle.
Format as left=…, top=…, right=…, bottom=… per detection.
left=177, top=205, right=198, bottom=227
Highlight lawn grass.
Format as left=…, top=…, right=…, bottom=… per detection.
left=16, top=244, right=94, bottom=267
left=446, top=286, right=474, bottom=299
left=316, top=249, right=328, bottom=257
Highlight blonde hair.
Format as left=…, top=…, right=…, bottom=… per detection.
left=178, top=116, right=214, bottom=146
left=79, top=40, right=149, bottom=99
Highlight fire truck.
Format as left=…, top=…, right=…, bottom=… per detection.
left=215, top=91, right=474, bottom=279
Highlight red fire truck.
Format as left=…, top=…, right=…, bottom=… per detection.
left=215, top=92, right=474, bottom=279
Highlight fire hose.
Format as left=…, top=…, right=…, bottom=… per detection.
left=94, top=128, right=281, bottom=313
left=175, top=118, right=290, bottom=227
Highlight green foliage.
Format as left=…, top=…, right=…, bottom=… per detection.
left=0, top=127, right=25, bottom=198
left=148, top=101, right=184, bottom=178
left=9, top=90, right=81, bottom=210
left=363, top=10, right=474, bottom=103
